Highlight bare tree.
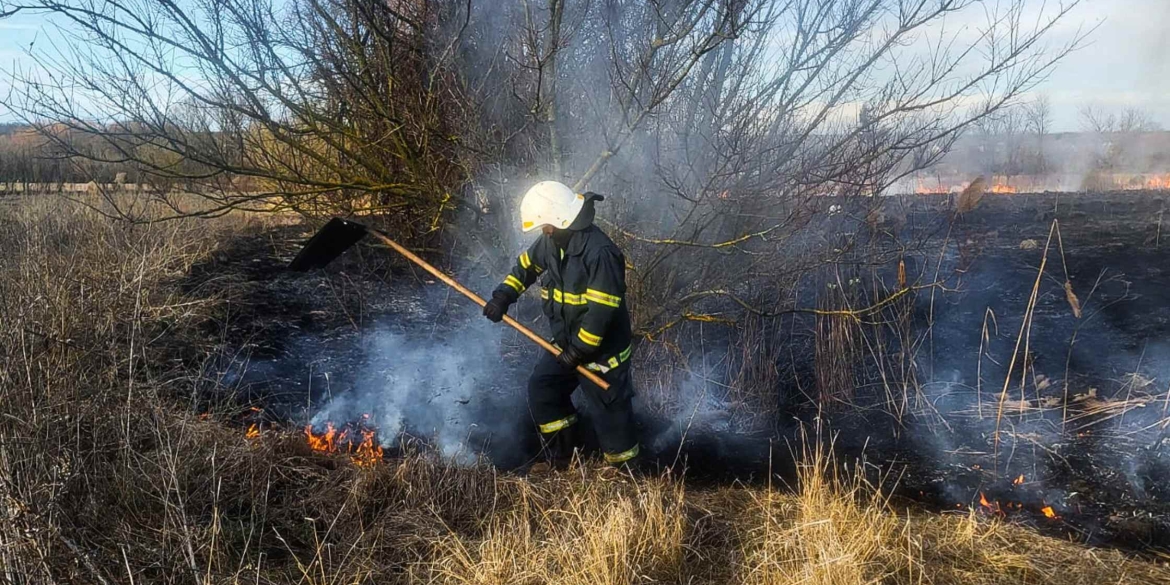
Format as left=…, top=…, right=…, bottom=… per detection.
left=1079, top=104, right=1116, bottom=135
left=1079, top=104, right=1161, bottom=178
left=972, top=104, right=1027, bottom=179
left=589, top=0, right=1088, bottom=337
left=1118, top=106, right=1162, bottom=134
left=1079, top=104, right=1160, bottom=135
left=1025, top=94, right=1053, bottom=175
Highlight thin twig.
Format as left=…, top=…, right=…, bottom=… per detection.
left=994, top=220, right=1056, bottom=478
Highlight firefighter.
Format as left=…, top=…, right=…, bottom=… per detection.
left=481, top=181, right=638, bottom=467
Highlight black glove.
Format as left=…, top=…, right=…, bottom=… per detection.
left=556, top=343, right=588, bottom=370
left=482, top=292, right=512, bottom=323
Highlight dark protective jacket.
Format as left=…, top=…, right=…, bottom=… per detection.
left=494, top=225, right=633, bottom=370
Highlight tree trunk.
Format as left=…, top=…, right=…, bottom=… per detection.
left=545, top=0, right=565, bottom=178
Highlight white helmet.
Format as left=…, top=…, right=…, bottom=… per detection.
left=520, top=181, right=584, bottom=232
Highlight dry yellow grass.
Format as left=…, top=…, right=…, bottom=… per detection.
left=427, top=469, right=685, bottom=585
left=400, top=453, right=1170, bottom=585
left=739, top=449, right=901, bottom=585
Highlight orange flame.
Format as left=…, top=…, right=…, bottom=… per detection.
left=352, top=430, right=384, bottom=468
left=1041, top=506, right=1057, bottom=519
left=915, top=180, right=950, bottom=195
left=1012, top=474, right=1025, bottom=486
left=304, top=420, right=383, bottom=467
left=1146, top=175, right=1170, bottom=190
left=977, top=492, right=1006, bottom=516
left=305, top=422, right=338, bottom=452
left=911, top=172, right=1170, bottom=195
left=246, top=424, right=260, bottom=439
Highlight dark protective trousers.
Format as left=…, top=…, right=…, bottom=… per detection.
left=527, top=352, right=638, bottom=464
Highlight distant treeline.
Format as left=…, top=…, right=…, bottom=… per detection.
left=5, top=120, right=1169, bottom=189
left=0, top=123, right=232, bottom=186
left=944, top=131, right=1170, bottom=179
left=0, top=124, right=162, bottom=185
left=0, top=124, right=156, bottom=184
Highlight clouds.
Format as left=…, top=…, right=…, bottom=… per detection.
left=1036, top=0, right=1170, bottom=130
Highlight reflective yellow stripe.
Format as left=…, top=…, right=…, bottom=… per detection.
left=577, top=328, right=602, bottom=347
left=557, top=290, right=586, bottom=305
left=539, top=414, right=577, bottom=434
left=604, top=444, right=640, bottom=464
left=519, top=252, right=531, bottom=270
left=542, top=288, right=587, bottom=305
left=608, top=344, right=633, bottom=369
left=504, top=274, right=525, bottom=293
left=585, top=289, right=621, bottom=308
left=588, top=344, right=633, bottom=374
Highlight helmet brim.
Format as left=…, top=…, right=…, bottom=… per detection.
left=521, top=193, right=585, bottom=232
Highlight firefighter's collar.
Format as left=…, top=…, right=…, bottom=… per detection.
left=564, top=225, right=595, bottom=257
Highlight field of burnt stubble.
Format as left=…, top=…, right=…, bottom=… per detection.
left=864, top=191, right=1170, bottom=550
left=3, top=192, right=1170, bottom=584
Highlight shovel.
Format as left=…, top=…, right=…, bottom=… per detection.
left=290, top=218, right=610, bottom=390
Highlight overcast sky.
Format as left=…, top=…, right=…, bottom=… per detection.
left=0, top=0, right=1166, bottom=132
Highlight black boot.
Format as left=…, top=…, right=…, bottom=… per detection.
left=542, top=425, right=579, bottom=470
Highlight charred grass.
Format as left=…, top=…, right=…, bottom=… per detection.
left=1, top=196, right=1168, bottom=584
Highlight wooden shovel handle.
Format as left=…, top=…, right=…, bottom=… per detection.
left=367, top=230, right=610, bottom=390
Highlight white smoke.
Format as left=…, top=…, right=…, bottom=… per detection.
left=309, top=314, right=524, bottom=463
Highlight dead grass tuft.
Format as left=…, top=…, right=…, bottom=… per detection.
left=957, top=177, right=987, bottom=213
left=428, top=468, right=685, bottom=585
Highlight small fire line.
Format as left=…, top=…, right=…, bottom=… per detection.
left=228, top=407, right=385, bottom=468
left=974, top=487, right=1061, bottom=522
left=303, top=414, right=384, bottom=467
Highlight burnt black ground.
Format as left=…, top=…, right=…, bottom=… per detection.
left=825, top=191, right=1170, bottom=555
left=181, top=193, right=1170, bottom=556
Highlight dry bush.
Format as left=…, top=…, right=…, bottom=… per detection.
left=5, top=0, right=472, bottom=240
left=725, top=314, right=786, bottom=430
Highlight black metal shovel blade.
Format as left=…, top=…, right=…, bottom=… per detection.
left=288, top=217, right=370, bottom=271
